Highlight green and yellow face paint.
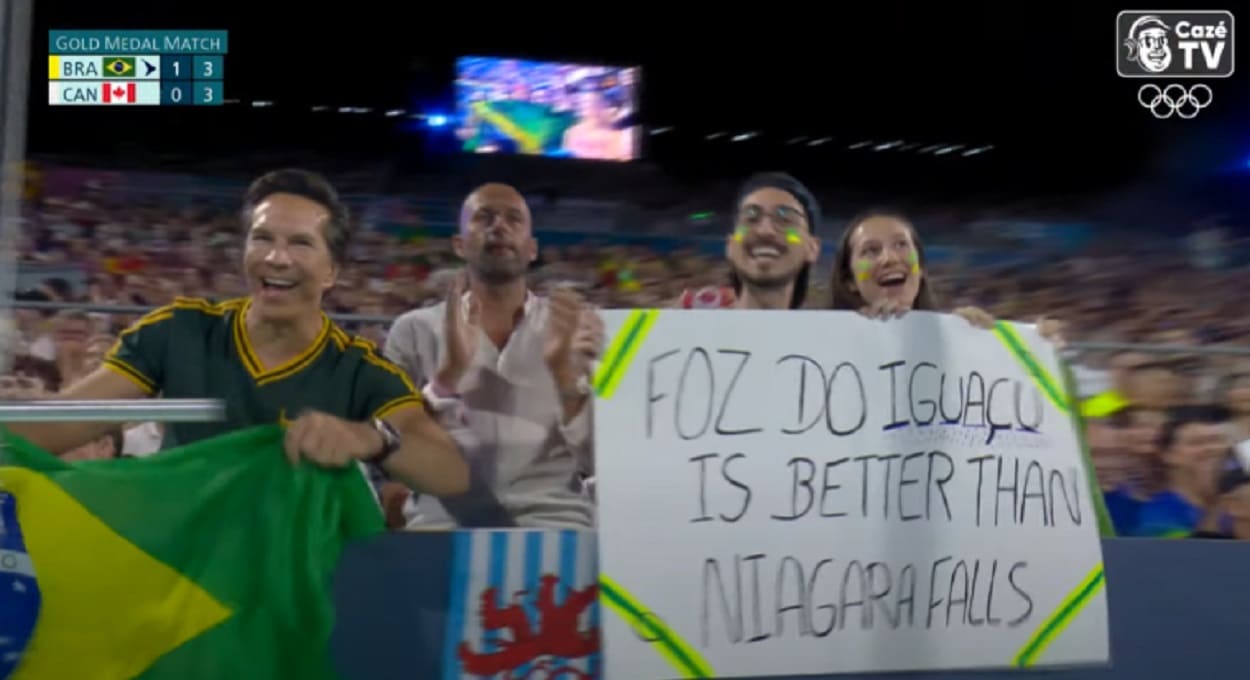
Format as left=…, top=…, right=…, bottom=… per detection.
left=734, top=225, right=802, bottom=245
left=854, top=259, right=874, bottom=282
left=907, top=250, right=920, bottom=274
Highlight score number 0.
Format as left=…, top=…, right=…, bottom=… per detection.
left=162, top=83, right=219, bottom=105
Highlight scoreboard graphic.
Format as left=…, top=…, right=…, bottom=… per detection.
left=48, top=30, right=227, bottom=106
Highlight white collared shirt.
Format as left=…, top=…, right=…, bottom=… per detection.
left=384, top=292, right=594, bottom=529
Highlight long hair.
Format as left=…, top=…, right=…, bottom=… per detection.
left=828, top=208, right=939, bottom=311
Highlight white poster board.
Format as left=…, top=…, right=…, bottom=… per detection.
left=593, top=310, right=1109, bottom=679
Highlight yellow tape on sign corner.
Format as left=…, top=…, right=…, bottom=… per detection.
left=599, top=574, right=715, bottom=678
left=593, top=309, right=659, bottom=400
left=991, top=322, right=1070, bottom=413
left=1013, top=564, right=1106, bottom=668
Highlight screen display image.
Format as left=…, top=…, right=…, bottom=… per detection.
left=454, top=56, right=640, bottom=161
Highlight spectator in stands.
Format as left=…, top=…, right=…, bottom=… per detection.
left=1130, top=406, right=1233, bottom=537
left=385, top=182, right=604, bottom=529
left=679, top=172, right=822, bottom=310
left=51, top=310, right=94, bottom=388
left=1221, top=482, right=1250, bottom=539
left=1121, top=360, right=1193, bottom=409
left=1101, top=406, right=1166, bottom=534
left=0, top=354, right=60, bottom=399
left=13, top=289, right=56, bottom=361
left=1217, top=372, right=1250, bottom=440
left=6, top=168, right=471, bottom=501
left=828, top=209, right=994, bottom=328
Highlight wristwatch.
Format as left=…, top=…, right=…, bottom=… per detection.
left=365, top=417, right=402, bottom=465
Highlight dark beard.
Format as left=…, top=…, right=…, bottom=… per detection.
left=733, top=268, right=794, bottom=291
left=470, top=259, right=526, bottom=285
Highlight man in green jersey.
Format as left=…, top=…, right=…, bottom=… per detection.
left=7, top=169, right=469, bottom=497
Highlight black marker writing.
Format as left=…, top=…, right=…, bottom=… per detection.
left=690, top=452, right=752, bottom=524
left=702, top=554, right=1032, bottom=647
left=645, top=349, right=680, bottom=439
left=776, top=355, right=868, bottom=437
left=647, top=347, right=763, bottom=442
left=715, top=350, right=764, bottom=436
left=967, top=454, right=1083, bottom=527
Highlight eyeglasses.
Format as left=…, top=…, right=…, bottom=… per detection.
left=738, top=204, right=807, bottom=230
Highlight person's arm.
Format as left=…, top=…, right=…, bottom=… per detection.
left=6, top=367, right=147, bottom=453
left=383, top=310, right=517, bottom=527
left=350, top=333, right=470, bottom=496
left=6, top=307, right=170, bottom=454
left=374, top=401, right=469, bottom=497
left=545, top=296, right=604, bottom=475
left=552, top=371, right=594, bottom=474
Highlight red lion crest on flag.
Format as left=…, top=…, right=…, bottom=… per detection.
left=458, top=573, right=599, bottom=680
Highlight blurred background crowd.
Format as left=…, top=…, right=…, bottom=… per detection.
left=4, top=161, right=1250, bottom=538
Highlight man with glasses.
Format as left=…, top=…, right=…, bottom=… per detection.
left=678, top=172, right=822, bottom=310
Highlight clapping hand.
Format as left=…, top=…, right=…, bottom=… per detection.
left=436, top=271, right=481, bottom=388
left=544, top=287, right=602, bottom=386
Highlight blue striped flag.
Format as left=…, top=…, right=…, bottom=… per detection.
left=442, top=529, right=601, bottom=680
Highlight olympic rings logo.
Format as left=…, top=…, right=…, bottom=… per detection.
left=1137, top=84, right=1213, bottom=119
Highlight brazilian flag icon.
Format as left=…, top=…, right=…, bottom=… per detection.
left=102, top=57, right=135, bottom=77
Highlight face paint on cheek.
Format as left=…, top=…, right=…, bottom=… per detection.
left=907, top=251, right=920, bottom=275
left=784, top=227, right=802, bottom=245
left=854, top=259, right=874, bottom=282
left=732, top=225, right=747, bottom=243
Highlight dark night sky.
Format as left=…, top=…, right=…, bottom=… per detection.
left=23, top=1, right=1250, bottom=197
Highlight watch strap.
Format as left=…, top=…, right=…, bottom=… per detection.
left=365, top=417, right=401, bottom=465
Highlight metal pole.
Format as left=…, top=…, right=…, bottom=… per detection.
left=0, top=399, right=226, bottom=423
left=7, top=299, right=396, bottom=326
left=1066, top=340, right=1250, bottom=358
left=0, top=0, right=33, bottom=375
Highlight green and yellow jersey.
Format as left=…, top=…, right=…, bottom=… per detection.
left=103, top=297, right=421, bottom=450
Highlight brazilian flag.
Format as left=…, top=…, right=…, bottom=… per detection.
left=464, top=100, right=577, bottom=155
left=102, top=57, right=135, bottom=77
left=0, top=425, right=384, bottom=679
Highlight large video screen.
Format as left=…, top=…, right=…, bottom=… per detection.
left=454, top=56, right=641, bottom=162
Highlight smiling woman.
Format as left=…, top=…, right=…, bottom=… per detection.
left=829, top=209, right=941, bottom=317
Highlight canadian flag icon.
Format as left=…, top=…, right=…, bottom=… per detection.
left=102, top=82, right=135, bottom=104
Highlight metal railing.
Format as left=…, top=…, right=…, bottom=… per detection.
left=9, top=298, right=1250, bottom=359
left=0, top=398, right=225, bottom=422
left=9, top=299, right=394, bottom=325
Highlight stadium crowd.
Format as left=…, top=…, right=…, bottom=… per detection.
left=3, top=165, right=1250, bottom=538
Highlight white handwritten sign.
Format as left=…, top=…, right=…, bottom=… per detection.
left=592, top=310, right=1109, bottom=680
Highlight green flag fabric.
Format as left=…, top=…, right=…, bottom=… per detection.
left=465, top=100, right=577, bottom=154
left=102, top=56, right=135, bottom=77
left=0, top=424, right=384, bottom=679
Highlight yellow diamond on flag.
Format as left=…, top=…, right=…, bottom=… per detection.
left=0, top=467, right=231, bottom=680
left=102, top=57, right=135, bottom=77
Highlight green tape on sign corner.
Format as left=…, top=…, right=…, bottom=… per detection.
left=991, top=322, right=1070, bottom=413
left=594, top=310, right=659, bottom=400
left=1013, top=564, right=1106, bottom=668
left=599, top=574, right=715, bottom=678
